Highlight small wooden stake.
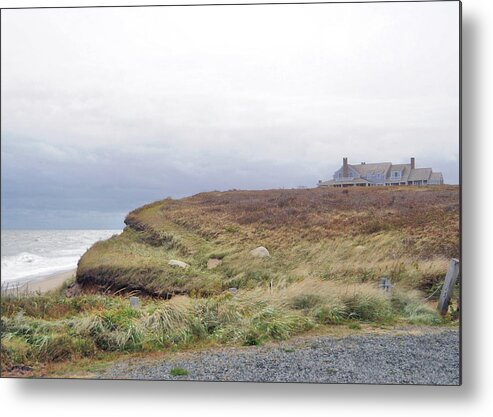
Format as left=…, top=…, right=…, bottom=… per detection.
left=379, top=277, right=392, bottom=294
left=130, top=296, right=140, bottom=309
left=437, top=258, right=460, bottom=316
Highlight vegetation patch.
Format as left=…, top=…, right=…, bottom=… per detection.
left=170, top=367, right=189, bottom=377
left=1, top=186, right=459, bottom=375
left=76, top=187, right=459, bottom=297
left=1, top=278, right=447, bottom=373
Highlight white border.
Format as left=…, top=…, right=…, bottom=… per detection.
left=1, top=0, right=492, bottom=416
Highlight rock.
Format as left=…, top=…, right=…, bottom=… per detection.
left=168, top=260, right=189, bottom=269
left=250, top=246, right=270, bottom=258
left=8, top=364, right=33, bottom=374
left=207, top=258, right=222, bottom=269
left=65, top=282, right=82, bottom=297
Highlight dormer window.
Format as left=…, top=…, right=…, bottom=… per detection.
left=392, top=171, right=401, bottom=179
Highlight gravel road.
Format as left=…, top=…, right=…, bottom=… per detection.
left=101, top=329, right=460, bottom=385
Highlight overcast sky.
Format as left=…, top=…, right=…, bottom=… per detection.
left=1, top=2, right=460, bottom=229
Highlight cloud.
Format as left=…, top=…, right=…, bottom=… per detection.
left=1, top=3, right=460, bottom=228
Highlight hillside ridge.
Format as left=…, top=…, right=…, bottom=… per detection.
left=76, top=186, right=459, bottom=297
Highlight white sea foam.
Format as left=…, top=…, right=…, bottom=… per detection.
left=1, top=230, right=121, bottom=284
left=1, top=252, right=80, bottom=282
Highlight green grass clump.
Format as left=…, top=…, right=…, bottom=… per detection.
left=1, top=287, right=316, bottom=371
left=289, top=294, right=323, bottom=310
left=2, top=314, right=92, bottom=364
left=0, top=294, right=116, bottom=320
left=170, top=367, right=189, bottom=376
left=249, top=306, right=313, bottom=343
left=71, top=309, right=145, bottom=352
left=314, top=301, right=347, bottom=324
left=341, top=292, right=394, bottom=322
left=403, top=303, right=443, bottom=325
left=391, top=290, right=443, bottom=325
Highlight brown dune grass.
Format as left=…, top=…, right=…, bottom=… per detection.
left=77, top=186, right=459, bottom=296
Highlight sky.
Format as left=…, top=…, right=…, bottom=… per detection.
left=1, top=2, right=460, bottom=229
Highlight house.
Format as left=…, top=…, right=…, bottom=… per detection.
left=318, top=157, right=444, bottom=187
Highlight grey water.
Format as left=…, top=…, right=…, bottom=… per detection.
left=1, top=229, right=121, bottom=284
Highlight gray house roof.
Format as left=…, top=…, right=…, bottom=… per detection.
left=430, top=172, right=443, bottom=181
left=408, top=168, right=432, bottom=181
left=351, top=162, right=391, bottom=177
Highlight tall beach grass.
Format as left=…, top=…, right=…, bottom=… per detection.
left=1, top=278, right=444, bottom=372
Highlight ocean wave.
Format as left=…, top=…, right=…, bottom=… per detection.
left=1, top=229, right=121, bottom=283
left=1, top=252, right=80, bottom=282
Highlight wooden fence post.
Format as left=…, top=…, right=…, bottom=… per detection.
left=437, top=258, right=460, bottom=316
left=130, top=296, right=140, bottom=309
left=378, top=277, right=392, bottom=294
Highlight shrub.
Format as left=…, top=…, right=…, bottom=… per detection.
left=250, top=307, right=313, bottom=341
left=342, top=292, right=393, bottom=322
left=404, top=303, right=443, bottom=325
left=37, top=334, right=75, bottom=362
left=314, top=301, right=347, bottom=324
left=289, top=294, right=323, bottom=310
left=243, top=330, right=262, bottom=346
left=391, top=290, right=443, bottom=325
left=0, top=294, right=119, bottom=320
left=143, top=303, right=188, bottom=332
left=71, top=312, right=145, bottom=352
left=72, top=337, right=98, bottom=357
left=1, top=336, right=32, bottom=366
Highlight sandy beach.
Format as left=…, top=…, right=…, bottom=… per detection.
left=2, top=269, right=76, bottom=295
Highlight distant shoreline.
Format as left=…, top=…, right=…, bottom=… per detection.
left=2, top=269, right=76, bottom=295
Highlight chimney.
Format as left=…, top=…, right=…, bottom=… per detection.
left=343, top=157, right=349, bottom=178
left=410, top=157, right=415, bottom=170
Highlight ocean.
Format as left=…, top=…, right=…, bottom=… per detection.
left=1, top=229, right=121, bottom=285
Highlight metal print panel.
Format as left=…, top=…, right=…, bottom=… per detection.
left=0, top=1, right=461, bottom=385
